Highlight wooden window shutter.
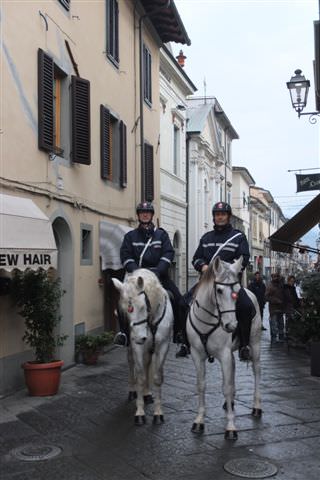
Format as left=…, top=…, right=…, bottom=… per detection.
left=120, top=121, right=127, bottom=188
left=144, top=143, right=154, bottom=201
left=100, top=105, right=112, bottom=179
left=38, top=48, right=54, bottom=152
left=114, top=0, right=119, bottom=62
left=71, top=76, right=91, bottom=165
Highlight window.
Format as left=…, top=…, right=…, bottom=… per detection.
left=58, top=0, right=70, bottom=11
left=80, top=224, right=93, bottom=265
left=100, top=105, right=127, bottom=187
left=143, top=143, right=154, bottom=201
left=143, top=44, right=152, bottom=105
left=173, top=125, right=180, bottom=175
left=38, top=49, right=91, bottom=164
left=106, top=0, right=119, bottom=65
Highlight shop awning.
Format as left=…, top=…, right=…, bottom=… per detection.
left=99, top=220, right=132, bottom=271
left=269, top=194, right=320, bottom=253
left=0, top=193, right=57, bottom=271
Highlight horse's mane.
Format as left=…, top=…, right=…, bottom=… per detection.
left=127, top=269, right=165, bottom=315
left=193, top=260, right=229, bottom=299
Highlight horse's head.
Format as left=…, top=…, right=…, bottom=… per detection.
left=112, top=275, right=150, bottom=345
left=211, top=256, right=242, bottom=333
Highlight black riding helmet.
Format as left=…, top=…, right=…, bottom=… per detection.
left=136, top=201, right=155, bottom=215
left=212, top=201, right=232, bottom=216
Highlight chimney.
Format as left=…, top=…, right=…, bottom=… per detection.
left=176, top=50, right=186, bottom=68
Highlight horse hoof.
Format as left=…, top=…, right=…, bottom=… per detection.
left=224, top=430, right=238, bottom=440
left=222, top=401, right=235, bottom=411
left=191, top=423, right=204, bottom=434
left=128, top=391, right=137, bottom=402
left=143, top=394, right=154, bottom=405
left=153, top=415, right=164, bottom=425
left=252, top=408, right=263, bottom=418
left=134, top=415, right=146, bottom=425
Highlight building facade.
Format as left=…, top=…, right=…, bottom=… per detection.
left=159, top=45, right=196, bottom=292
left=186, top=96, right=238, bottom=287
left=0, top=0, right=190, bottom=394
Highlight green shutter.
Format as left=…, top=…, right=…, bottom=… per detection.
left=71, top=76, right=91, bottom=165
left=38, top=49, right=54, bottom=152
left=120, top=121, right=127, bottom=188
left=144, top=143, right=154, bottom=201
left=100, top=105, right=112, bottom=179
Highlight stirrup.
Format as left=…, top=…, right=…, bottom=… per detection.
left=113, top=332, right=128, bottom=347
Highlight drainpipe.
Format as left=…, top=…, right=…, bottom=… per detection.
left=138, top=0, right=171, bottom=201
left=186, top=134, right=190, bottom=290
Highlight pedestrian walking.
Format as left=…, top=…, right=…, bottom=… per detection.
left=284, top=275, right=300, bottom=337
left=248, top=271, right=267, bottom=330
left=265, top=272, right=286, bottom=344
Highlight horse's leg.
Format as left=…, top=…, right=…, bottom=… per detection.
left=152, top=341, right=169, bottom=424
left=251, top=339, right=262, bottom=417
left=221, top=351, right=238, bottom=440
left=143, top=353, right=154, bottom=404
left=127, top=346, right=137, bottom=402
left=132, top=347, right=147, bottom=425
left=190, top=348, right=206, bottom=433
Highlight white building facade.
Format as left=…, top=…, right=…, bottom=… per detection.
left=159, top=46, right=196, bottom=293
left=186, top=97, right=239, bottom=287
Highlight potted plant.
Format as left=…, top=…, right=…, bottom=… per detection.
left=75, top=331, right=114, bottom=365
left=287, top=272, right=320, bottom=376
left=11, top=268, right=67, bottom=396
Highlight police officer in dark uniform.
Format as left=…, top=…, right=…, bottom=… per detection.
left=191, top=201, right=255, bottom=361
left=114, top=201, right=186, bottom=355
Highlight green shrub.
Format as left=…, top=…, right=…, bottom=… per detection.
left=287, top=272, right=320, bottom=345
left=75, top=331, right=114, bottom=355
left=11, top=269, right=67, bottom=363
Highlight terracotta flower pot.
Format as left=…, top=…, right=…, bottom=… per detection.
left=82, top=350, right=100, bottom=365
left=22, top=360, right=64, bottom=396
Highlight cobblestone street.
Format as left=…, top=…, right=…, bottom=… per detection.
left=1, top=330, right=320, bottom=479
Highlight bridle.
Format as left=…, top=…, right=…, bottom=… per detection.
left=189, top=279, right=240, bottom=363
left=130, top=290, right=167, bottom=354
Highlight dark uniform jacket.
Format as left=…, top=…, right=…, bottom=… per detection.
left=120, top=224, right=174, bottom=279
left=248, top=279, right=266, bottom=308
left=192, top=224, right=250, bottom=272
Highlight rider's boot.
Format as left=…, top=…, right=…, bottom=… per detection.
left=113, top=331, right=128, bottom=346
left=236, top=289, right=255, bottom=362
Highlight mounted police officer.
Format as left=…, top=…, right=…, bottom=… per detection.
left=114, top=201, right=186, bottom=355
left=191, top=201, right=255, bottom=361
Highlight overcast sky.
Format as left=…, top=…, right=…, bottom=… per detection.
left=173, top=0, right=320, bottom=246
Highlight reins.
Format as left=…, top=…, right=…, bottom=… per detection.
left=131, top=290, right=168, bottom=354
left=190, top=279, right=239, bottom=363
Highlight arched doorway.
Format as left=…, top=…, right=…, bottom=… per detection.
left=52, top=215, right=74, bottom=366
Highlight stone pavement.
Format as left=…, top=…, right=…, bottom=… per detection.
left=1, top=330, right=320, bottom=480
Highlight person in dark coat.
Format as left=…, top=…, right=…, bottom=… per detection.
left=248, top=271, right=266, bottom=330
left=115, top=201, right=185, bottom=355
left=284, top=275, right=300, bottom=335
left=265, top=272, right=285, bottom=343
left=190, top=201, right=255, bottom=361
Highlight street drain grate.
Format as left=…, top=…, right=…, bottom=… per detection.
left=223, top=457, right=278, bottom=478
left=11, top=444, right=62, bottom=462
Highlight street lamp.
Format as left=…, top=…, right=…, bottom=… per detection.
left=286, top=69, right=320, bottom=123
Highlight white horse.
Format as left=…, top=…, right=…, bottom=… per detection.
left=112, top=269, right=173, bottom=425
left=186, top=256, right=262, bottom=440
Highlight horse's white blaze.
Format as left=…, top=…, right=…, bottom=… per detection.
left=112, top=269, right=173, bottom=421
left=187, top=256, right=262, bottom=437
